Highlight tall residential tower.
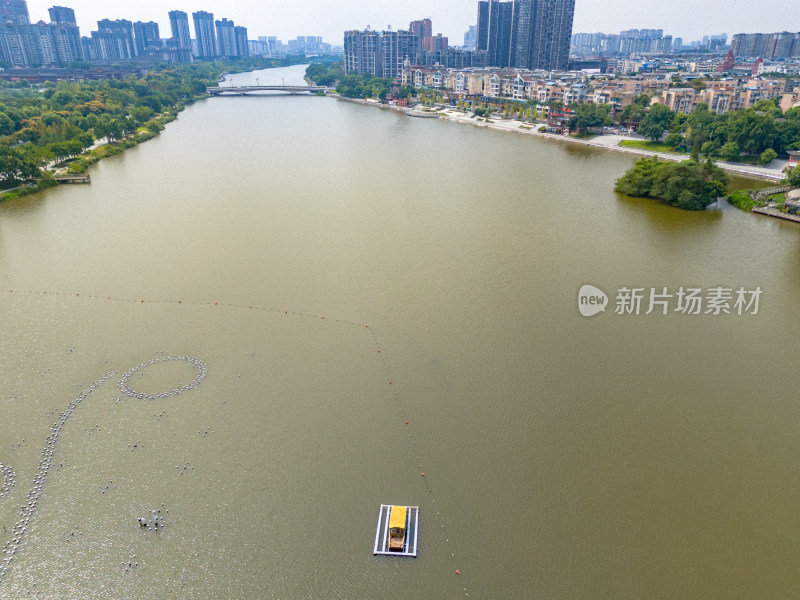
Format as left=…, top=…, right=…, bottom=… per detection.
left=168, top=10, right=191, bottom=49
left=477, top=0, right=575, bottom=70
left=192, top=10, right=216, bottom=58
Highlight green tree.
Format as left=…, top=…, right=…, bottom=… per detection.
left=568, top=102, right=611, bottom=132
left=759, top=148, right=777, bottom=165
left=720, top=141, right=739, bottom=161
left=0, top=146, right=40, bottom=182
left=614, top=156, right=662, bottom=197
left=664, top=132, right=683, bottom=150
left=785, top=164, right=800, bottom=187
left=619, top=103, right=646, bottom=127
left=685, top=103, right=713, bottom=146
left=130, top=106, right=154, bottom=124
left=691, top=140, right=700, bottom=161
left=638, top=103, right=674, bottom=141
left=726, top=109, right=776, bottom=156
left=701, top=140, right=717, bottom=156
left=0, top=112, right=14, bottom=135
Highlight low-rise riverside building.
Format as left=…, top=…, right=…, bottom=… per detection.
left=397, top=62, right=797, bottom=118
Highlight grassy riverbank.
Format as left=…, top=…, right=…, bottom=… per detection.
left=619, top=139, right=685, bottom=154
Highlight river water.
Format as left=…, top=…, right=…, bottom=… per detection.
left=1, top=64, right=799, bottom=599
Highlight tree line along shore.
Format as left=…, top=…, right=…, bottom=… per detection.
left=0, top=56, right=309, bottom=200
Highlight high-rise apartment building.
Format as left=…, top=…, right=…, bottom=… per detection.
left=423, top=33, right=448, bottom=52
left=344, top=28, right=381, bottom=76
left=95, top=19, right=136, bottom=59
left=380, top=29, right=419, bottom=79
left=476, top=0, right=516, bottom=68
left=234, top=26, right=249, bottom=57
left=133, top=21, right=159, bottom=55
left=168, top=10, right=191, bottom=49
left=1, top=0, right=84, bottom=66
left=463, top=25, right=477, bottom=50
left=479, top=0, right=574, bottom=70
left=0, top=0, right=29, bottom=25
left=48, top=6, right=75, bottom=26
left=345, top=27, right=484, bottom=76
left=731, top=31, right=800, bottom=58
left=409, top=18, right=431, bottom=40
left=516, top=0, right=574, bottom=70
left=215, top=18, right=236, bottom=57
left=50, top=21, right=82, bottom=62
left=192, top=10, right=217, bottom=58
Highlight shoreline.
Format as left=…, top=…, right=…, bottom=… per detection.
left=331, top=94, right=785, bottom=183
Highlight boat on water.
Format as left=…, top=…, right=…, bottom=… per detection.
left=373, top=504, right=419, bottom=557
left=406, top=109, right=439, bottom=118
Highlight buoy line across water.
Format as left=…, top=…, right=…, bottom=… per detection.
left=0, top=354, right=207, bottom=585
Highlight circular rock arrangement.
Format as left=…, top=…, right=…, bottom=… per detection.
left=0, top=464, right=15, bottom=499
left=118, top=355, right=208, bottom=400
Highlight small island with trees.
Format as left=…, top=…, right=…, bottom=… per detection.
left=614, top=156, right=729, bottom=210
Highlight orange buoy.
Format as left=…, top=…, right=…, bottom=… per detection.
left=178, top=300, right=182, bottom=303
left=405, top=421, right=408, bottom=424
left=456, top=570, right=460, bottom=575
left=321, top=316, right=324, bottom=319
left=421, top=473, right=425, bottom=477
left=388, top=380, right=392, bottom=384
left=377, top=349, right=380, bottom=352
left=249, top=305, right=253, bottom=309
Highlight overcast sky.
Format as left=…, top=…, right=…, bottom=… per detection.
left=26, top=0, right=798, bottom=46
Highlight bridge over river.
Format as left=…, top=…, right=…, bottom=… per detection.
left=206, top=85, right=333, bottom=96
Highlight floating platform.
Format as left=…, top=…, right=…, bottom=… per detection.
left=373, top=504, right=419, bottom=557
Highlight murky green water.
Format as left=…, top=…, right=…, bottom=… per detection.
left=1, top=64, right=799, bottom=599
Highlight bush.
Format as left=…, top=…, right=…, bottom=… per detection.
left=760, top=148, right=777, bottom=165
left=727, top=190, right=761, bottom=211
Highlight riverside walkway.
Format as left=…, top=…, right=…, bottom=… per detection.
left=206, top=85, right=333, bottom=95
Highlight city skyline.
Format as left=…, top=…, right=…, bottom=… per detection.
left=21, top=0, right=799, bottom=47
